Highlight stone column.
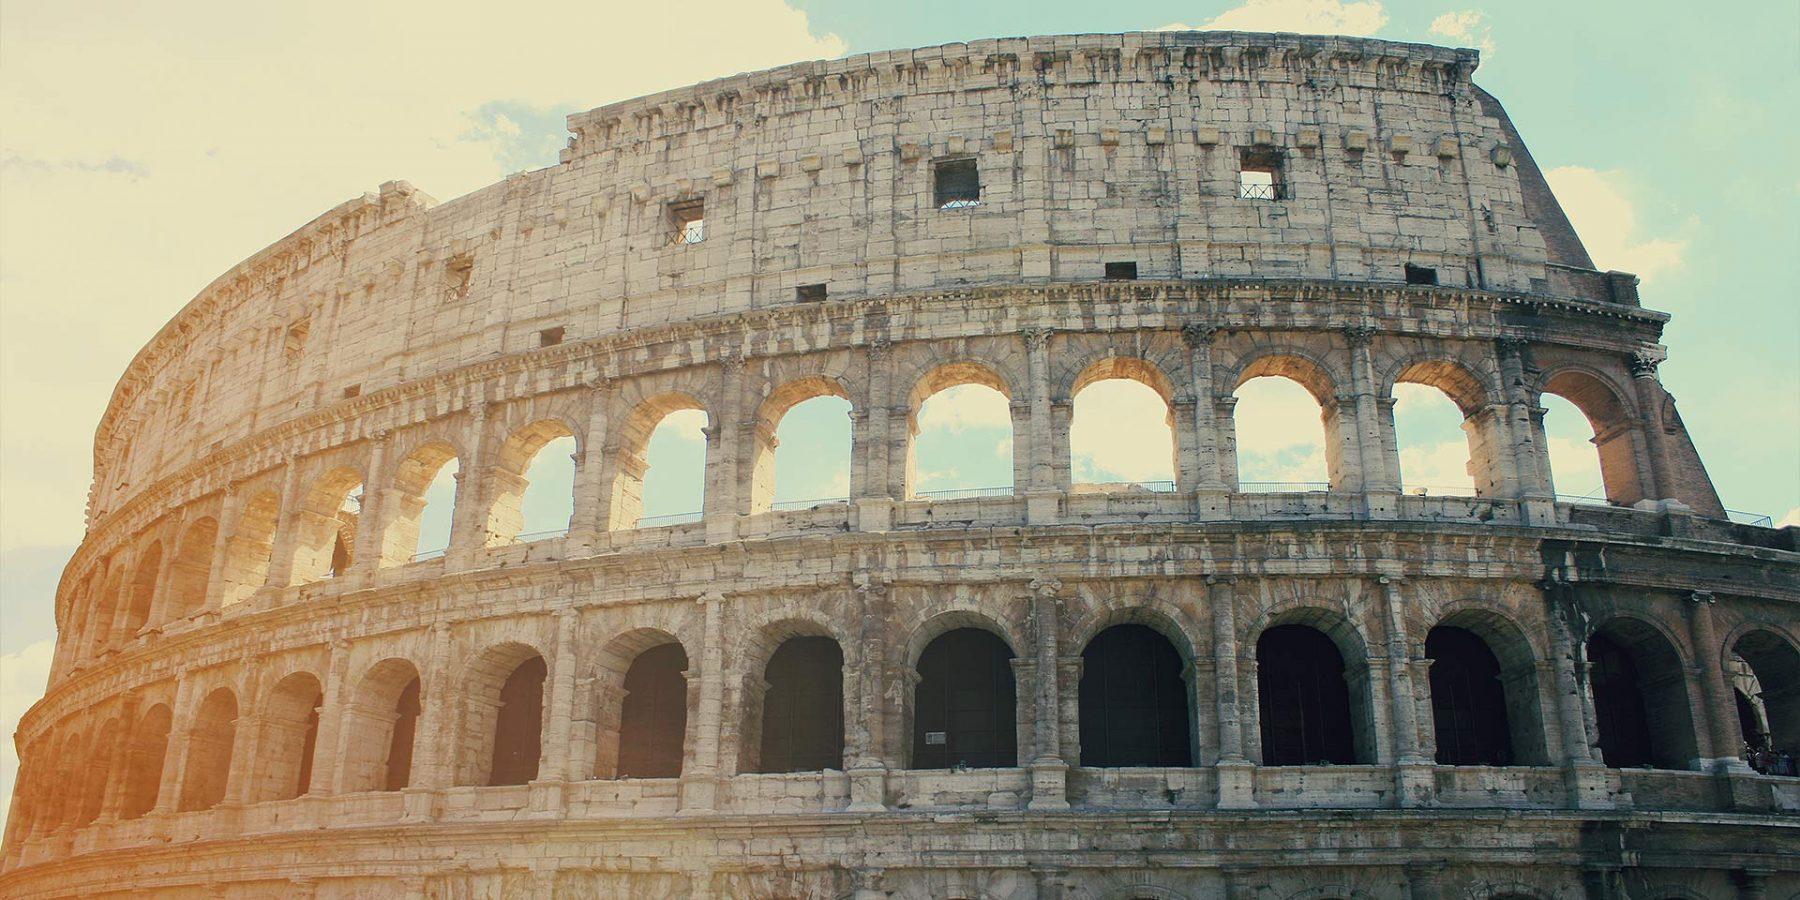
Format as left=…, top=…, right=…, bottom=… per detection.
left=261, top=458, right=304, bottom=590
left=97, top=692, right=143, bottom=821
left=847, top=574, right=890, bottom=812
left=410, top=623, right=455, bottom=796
left=569, top=384, right=613, bottom=549
left=1381, top=576, right=1436, bottom=806
left=152, top=679, right=196, bottom=814
left=853, top=340, right=895, bottom=532
left=1027, top=578, right=1068, bottom=810
left=446, top=400, right=491, bottom=564
left=1627, top=350, right=1675, bottom=502
left=1211, top=576, right=1255, bottom=808
left=1496, top=339, right=1555, bottom=508
left=536, top=609, right=580, bottom=812
left=348, top=432, right=390, bottom=575
left=703, top=357, right=745, bottom=543
left=680, top=592, right=725, bottom=813
left=1023, top=328, right=1060, bottom=525
left=1343, top=325, right=1395, bottom=513
left=1214, top=396, right=1241, bottom=490
left=1685, top=591, right=1748, bottom=772
left=310, top=639, right=352, bottom=796
left=145, top=532, right=181, bottom=631
left=1182, top=323, right=1228, bottom=507
left=223, top=660, right=265, bottom=806
left=1543, top=577, right=1622, bottom=809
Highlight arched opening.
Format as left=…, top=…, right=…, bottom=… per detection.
left=1079, top=624, right=1192, bottom=767
left=610, top=395, right=708, bottom=529
left=458, top=644, right=547, bottom=786
left=341, top=658, right=423, bottom=793
left=907, top=363, right=1015, bottom=499
left=1392, top=383, right=1478, bottom=497
left=85, top=565, right=126, bottom=654
left=251, top=672, right=323, bottom=802
left=911, top=627, right=1017, bottom=769
left=1541, top=370, right=1641, bottom=506
left=1430, top=610, right=1547, bottom=766
left=121, top=541, right=163, bottom=639
left=1730, top=630, right=1800, bottom=775
left=76, top=718, right=122, bottom=825
left=119, top=704, right=171, bottom=819
left=1425, top=626, right=1514, bottom=765
left=178, top=688, right=238, bottom=811
left=290, top=469, right=363, bottom=583
left=1232, top=357, right=1335, bottom=492
left=165, top=517, right=217, bottom=621
left=485, top=420, right=577, bottom=546
left=1587, top=620, right=1697, bottom=770
left=1256, top=623, right=1365, bottom=765
left=617, top=643, right=689, bottom=778
left=753, top=381, right=853, bottom=513
left=380, top=443, right=459, bottom=565
left=50, top=731, right=88, bottom=829
left=220, top=490, right=280, bottom=606
left=755, top=636, right=845, bottom=773
left=1069, top=362, right=1177, bottom=491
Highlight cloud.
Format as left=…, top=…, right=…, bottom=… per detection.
left=0, top=639, right=55, bottom=831
left=1159, top=0, right=1389, bottom=36
left=1071, top=380, right=1177, bottom=483
left=916, top=384, right=1012, bottom=433
left=1545, top=166, right=1687, bottom=283
left=1233, top=377, right=1331, bottom=485
left=1428, top=10, right=1496, bottom=57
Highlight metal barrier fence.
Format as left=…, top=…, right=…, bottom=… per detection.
left=912, top=486, right=1015, bottom=500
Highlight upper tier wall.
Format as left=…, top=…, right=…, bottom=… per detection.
left=91, top=31, right=1607, bottom=525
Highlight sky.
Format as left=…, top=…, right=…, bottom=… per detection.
left=1, top=0, right=1794, bottom=828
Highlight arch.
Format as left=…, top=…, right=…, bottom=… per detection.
left=456, top=641, right=546, bottom=786
left=1390, top=356, right=1494, bottom=417
left=178, top=687, right=238, bottom=811
left=616, top=642, right=690, bottom=778
left=753, top=634, right=846, bottom=773
left=1539, top=367, right=1643, bottom=505
left=251, top=671, right=323, bottom=802
left=1253, top=611, right=1374, bottom=765
left=164, top=517, right=217, bottom=621
left=341, top=658, right=424, bottom=793
left=1390, top=380, right=1480, bottom=497
left=87, top=563, right=127, bottom=652
left=911, top=627, right=1018, bottom=769
left=75, top=716, right=123, bottom=825
left=608, top=392, right=708, bottom=530
left=591, top=629, right=689, bottom=779
left=1431, top=606, right=1548, bottom=765
left=221, top=490, right=280, bottom=606
left=119, top=703, right=172, bottom=819
left=905, top=361, right=1017, bottom=499
left=1425, top=626, right=1514, bottom=765
left=1588, top=617, right=1698, bottom=770
left=1069, top=357, right=1178, bottom=490
left=290, top=466, right=364, bottom=583
left=1079, top=624, right=1193, bottom=767
left=485, top=418, right=579, bottom=546
left=381, top=441, right=460, bottom=565
left=49, top=728, right=88, bottom=829
left=1730, top=629, right=1800, bottom=766
left=751, top=377, right=853, bottom=514
left=120, top=540, right=164, bottom=638
left=1231, top=354, right=1339, bottom=492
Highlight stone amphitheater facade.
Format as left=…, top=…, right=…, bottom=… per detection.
left=3, top=30, right=1796, bottom=900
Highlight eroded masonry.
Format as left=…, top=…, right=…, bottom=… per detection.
left=4, top=30, right=1796, bottom=900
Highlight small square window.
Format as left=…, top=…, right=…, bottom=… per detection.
left=795, top=283, right=827, bottom=302
left=934, top=158, right=980, bottom=209
left=1104, top=261, right=1139, bottom=280
left=342, top=384, right=361, bottom=399
left=1238, top=148, right=1286, bottom=201
left=668, top=199, right=705, bottom=245
left=538, top=326, right=565, bottom=347
left=1404, top=264, right=1438, bottom=285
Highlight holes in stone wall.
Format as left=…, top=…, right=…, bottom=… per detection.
left=669, top=198, right=706, bottom=245
left=934, top=158, right=980, bottom=209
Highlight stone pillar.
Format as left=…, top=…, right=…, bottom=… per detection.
left=703, top=356, right=745, bottom=543
left=261, top=458, right=304, bottom=591
left=1214, top=396, right=1241, bottom=490
left=1627, top=350, right=1675, bottom=502
left=152, top=679, right=196, bottom=814
left=223, top=660, right=264, bottom=806
left=97, top=692, right=143, bottom=821
left=569, top=384, right=613, bottom=549
left=1182, top=323, right=1228, bottom=507
left=1210, top=576, right=1255, bottom=808
left=1023, top=328, right=1055, bottom=492
left=310, top=640, right=352, bottom=796
left=680, top=591, right=725, bottom=813
left=853, top=340, right=895, bottom=531
left=1027, top=578, right=1068, bottom=810
left=146, top=532, right=181, bottom=630
left=1344, top=325, right=1396, bottom=512
left=1496, top=339, right=1555, bottom=508
left=1382, top=576, right=1435, bottom=805
left=847, top=574, right=890, bottom=812
left=446, top=400, right=491, bottom=564
left=537, top=609, right=580, bottom=808
left=411, top=623, right=455, bottom=793
left=348, top=432, right=390, bottom=575
left=1685, top=591, right=1748, bottom=772
left=1543, top=577, right=1624, bottom=809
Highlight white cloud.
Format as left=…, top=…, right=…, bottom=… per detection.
left=1428, top=10, right=1496, bottom=57
left=1159, top=0, right=1389, bottom=36
left=917, top=384, right=1013, bottom=433
left=0, top=639, right=55, bottom=831
left=655, top=408, right=712, bottom=443
left=1545, top=166, right=1688, bottom=283
left=1234, top=377, right=1331, bottom=485
left=1071, top=379, right=1177, bottom=483
left=1398, top=440, right=1476, bottom=493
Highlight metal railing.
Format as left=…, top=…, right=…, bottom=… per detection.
left=636, top=511, right=702, bottom=528
left=1238, top=181, right=1285, bottom=201
left=509, top=529, right=568, bottom=544
left=1401, top=484, right=1480, bottom=498
left=1238, top=481, right=1329, bottom=493
left=1726, top=509, right=1776, bottom=528
left=1554, top=491, right=1611, bottom=506
left=770, top=497, right=849, bottom=511
left=410, top=547, right=447, bottom=562
left=912, top=486, right=1014, bottom=501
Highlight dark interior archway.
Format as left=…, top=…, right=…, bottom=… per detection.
left=1426, top=625, right=1514, bottom=766
left=487, top=656, right=546, bottom=786
left=386, top=677, right=422, bottom=791
left=912, top=628, right=1017, bottom=769
left=1588, top=622, right=1696, bottom=770
left=757, top=636, right=844, bottom=773
left=1078, top=624, right=1192, bottom=767
left=119, top=705, right=171, bottom=819
left=617, top=643, right=689, bottom=778
left=1257, top=624, right=1358, bottom=765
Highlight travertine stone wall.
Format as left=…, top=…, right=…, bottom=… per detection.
left=5, top=31, right=1794, bottom=900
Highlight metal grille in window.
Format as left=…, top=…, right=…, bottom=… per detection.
left=669, top=200, right=705, bottom=245
left=934, top=158, right=980, bottom=209
left=1238, top=148, right=1286, bottom=201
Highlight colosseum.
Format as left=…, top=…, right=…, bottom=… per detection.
left=3, top=29, right=1796, bottom=900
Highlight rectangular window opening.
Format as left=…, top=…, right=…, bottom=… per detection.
left=1104, top=261, right=1139, bottom=280
left=668, top=199, right=705, bottom=245
left=342, top=384, right=361, bottom=399
left=934, top=158, right=980, bottom=209
left=1238, top=149, right=1286, bottom=201
left=795, top=283, right=828, bottom=302
left=442, top=253, right=474, bottom=303
left=1404, top=263, right=1439, bottom=285
left=538, top=326, right=565, bottom=347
